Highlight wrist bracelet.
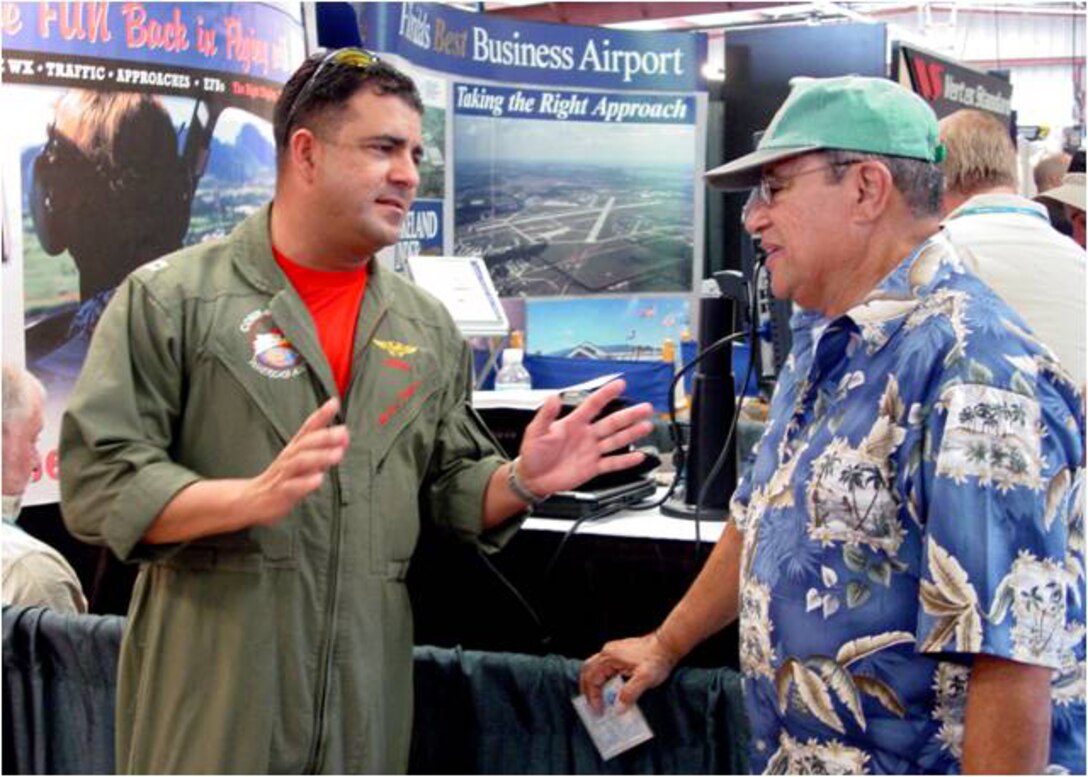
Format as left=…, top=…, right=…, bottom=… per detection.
left=508, top=457, right=549, bottom=506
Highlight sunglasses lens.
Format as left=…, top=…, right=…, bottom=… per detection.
left=332, top=49, right=378, bottom=69
left=284, top=48, right=380, bottom=140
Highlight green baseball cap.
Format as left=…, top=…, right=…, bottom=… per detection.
left=705, top=75, right=944, bottom=190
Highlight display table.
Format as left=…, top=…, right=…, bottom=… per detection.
left=409, top=500, right=739, bottom=668
left=525, top=501, right=727, bottom=542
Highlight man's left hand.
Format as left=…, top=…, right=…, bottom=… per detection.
left=516, top=379, right=655, bottom=498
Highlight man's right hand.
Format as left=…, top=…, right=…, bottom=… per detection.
left=244, top=398, right=349, bottom=526
left=142, top=399, right=350, bottom=545
left=578, top=630, right=681, bottom=714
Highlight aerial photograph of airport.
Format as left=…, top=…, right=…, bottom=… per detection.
left=454, top=108, right=696, bottom=297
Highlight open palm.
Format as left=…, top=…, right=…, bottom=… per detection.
left=516, top=378, right=654, bottom=496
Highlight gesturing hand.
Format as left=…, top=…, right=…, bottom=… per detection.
left=245, top=398, right=350, bottom=526
left=516, top=379, right=654, bottom=497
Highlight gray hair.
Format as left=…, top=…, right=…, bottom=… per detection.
left=823, top=149, right=944, bottom=218
left=2, top=365, right=45, bottom=427
left=1034, top=152, right=1071, bottom=192
left=938, top=109, right=1017, bottom=196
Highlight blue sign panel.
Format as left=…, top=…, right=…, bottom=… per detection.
left=356, top=2, right=706, bottom=92
left=1, top=2, right=305, bottom=81
left=453, top=83, right=696, bottom=124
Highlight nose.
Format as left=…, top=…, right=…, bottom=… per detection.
left=390, top=148, right=420, bottom=191
left=743, top=193, right=770, bottom=236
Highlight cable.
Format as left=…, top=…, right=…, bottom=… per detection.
left=476, top=547, right=552, bottom=648
left=628, top=331, right=747, bottom=511
left=540, top=502, right=626, bottom=585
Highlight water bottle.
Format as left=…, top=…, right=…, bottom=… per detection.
left=494, top=347, right=532, bottom=391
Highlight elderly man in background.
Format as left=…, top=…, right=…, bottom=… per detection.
left=938, top=108, right=1085, bottom=388
left=1040, top=166, right=1086, bottom=250
left=1034, top=151, right=1073, bottom=237
left=581, top=77, right=1085, bottom=774
left=2, top=364, right=86, bottom=613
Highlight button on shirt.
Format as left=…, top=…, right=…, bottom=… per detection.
left=731, top=234, right=1086, bottom=774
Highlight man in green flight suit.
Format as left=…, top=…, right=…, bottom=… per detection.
left=59, top=49, right=654, bottom=774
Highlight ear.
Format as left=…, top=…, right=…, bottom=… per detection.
left=287, top=128, right=321, bottom=184
left=851, top=160, right=895, bottom=223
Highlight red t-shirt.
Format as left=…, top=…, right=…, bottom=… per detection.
left=273, top=246, right=368, bottom=396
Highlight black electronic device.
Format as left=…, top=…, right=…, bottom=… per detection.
left=477, top=397, right=660, bottom=519
left=742, top=235, right=792, bottom=388
left=532, top=478, right=658, bottom=520
left=661, top=291, right=737, bottom=521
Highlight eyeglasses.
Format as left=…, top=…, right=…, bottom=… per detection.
left=742, top=160, right=860, bottom=222
left=282, top=47, right=381, bottom=141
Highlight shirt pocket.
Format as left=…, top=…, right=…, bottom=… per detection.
left=167, top=348, right=311, bottom=570
left=161, top=523, right=298, bottom=572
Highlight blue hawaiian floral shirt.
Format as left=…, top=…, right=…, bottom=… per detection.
left=731, top=233, right=1085, bottom=774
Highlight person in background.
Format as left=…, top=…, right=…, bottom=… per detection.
left=60, top=49, right=653, bottom=774
left=580, top=76, right=1085, bottom=775
left=1034, top=151, right=1073, bottom=237
left=27, top=90, right=191, bottom=385
left=1039, top=166, right=1086, bottom=250
left=2, top=364, right=86, bottom=613
left=938, top=108, right=1085, bottom=388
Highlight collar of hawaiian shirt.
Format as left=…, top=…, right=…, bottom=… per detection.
left=834, top=231, right=965, bottom=357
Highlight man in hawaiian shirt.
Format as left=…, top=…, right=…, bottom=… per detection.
left=580, top=76, right=1085, bottom=774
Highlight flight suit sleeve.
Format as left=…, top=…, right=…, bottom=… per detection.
left=59, top=275, right=202, bottom=563
left=422, top=340, right=523, bottom=552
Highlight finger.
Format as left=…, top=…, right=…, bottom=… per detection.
left=523, top=393, right=563, bottom=440
left=567, top=379, right=626, bottom=423
left=292, top=398, right=341, bottom=441
left=278, top=446, right=347, bottom=478
left=291, top=424, right=350, bottom=453
left=595, top=450, right=647, bottom=475
left=597, top=421, right=655, bottom=455
left=591, top=403, right=654, bottom=443
left=579, top=658, right=616, bottom=715
left=290, top=471, right=326, bottom=496
left=616, top=669, right=654, bottom=711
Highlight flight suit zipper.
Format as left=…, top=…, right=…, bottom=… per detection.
left=304, top=301, right=389, bottom=772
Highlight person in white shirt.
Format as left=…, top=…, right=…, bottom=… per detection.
left=938, top=109, right=1086, bottom=388
left=2, top=364, right=86, bottom=613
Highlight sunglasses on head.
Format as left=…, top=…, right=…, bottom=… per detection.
left=282, top=48, right=381, bottom=140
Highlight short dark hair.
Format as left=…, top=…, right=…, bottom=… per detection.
left=273, top=50, right=423, bottom=161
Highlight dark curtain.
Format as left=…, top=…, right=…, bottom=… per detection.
left=410, top=645, right=748, bottom=774
left=3, top=605, right=124, bottom=774
left=3, top=606, right=748, bottom=774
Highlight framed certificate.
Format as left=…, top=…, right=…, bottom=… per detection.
left=405, top=255, right=509, bottom=337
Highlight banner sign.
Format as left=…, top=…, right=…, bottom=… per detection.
left=2, top=2, right=305, bottom=505
left=355, top=1, right=705, bottom=92
left=391, top=200, right=444, bottom=270
left=349, top=3, right=707, bottom=301
left=894, top=42, right=1012, bottom=119
left=453, top=84, right=696, bottom=125
left=2, top=2, right=305, bottom=79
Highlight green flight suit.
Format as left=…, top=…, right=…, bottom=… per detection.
left=59, top=205, right=516, bottom=773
